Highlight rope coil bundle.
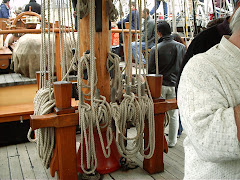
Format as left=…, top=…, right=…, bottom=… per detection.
left=107, top=51, right=123, bottom=101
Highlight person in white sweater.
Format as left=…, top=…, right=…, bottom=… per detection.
left=177, top=6, right=240, bottom=180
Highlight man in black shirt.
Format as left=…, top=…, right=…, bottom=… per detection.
left=24, top=0, right=41, bottom=14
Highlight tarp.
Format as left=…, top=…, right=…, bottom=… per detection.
left=12, top=33, right=74, bottom=78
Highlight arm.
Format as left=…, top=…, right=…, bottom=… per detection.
left=143, top=20, right=155, bottom=42
left=149, top=1, right=161, bottom=16
left=122, top=14, right=129, bottom=25
left=178, top=56, right=240, bottom=163
left=1, top=6, right=9, bottom=18
left=148, top=47, right=156, bottom=74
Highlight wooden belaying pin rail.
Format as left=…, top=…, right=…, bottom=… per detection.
left=143, top=74, right=178, bottom=174
left=30, top=81, right=78, bottom=180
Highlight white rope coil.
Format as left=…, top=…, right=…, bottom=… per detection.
left=27, top=88, right=55, bottom=168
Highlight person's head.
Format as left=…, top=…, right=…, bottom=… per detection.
left=2, top=0, right=10, bottom=4
left=206, top=17, right=225, bottom=28
left=131, top=1, right=136, bottom=10
left=171, top=33, right=187, bottom=48
left=230, top=5, right=240, bottom=33
left=15, top=7, right=22, bottom=15
left=142, top=8, right=149, bottom=19
left=30, top=0, right=36, bottom=2
left=157, top=20, right=171, bottom=38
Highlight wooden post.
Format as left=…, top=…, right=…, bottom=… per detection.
left=50, top=81, right=77, bottom=180
left=80, top=0, right=110, bottom=101
left=36, top=71, right=49, bottom=89
left=143, top=74, right=178, bottom=174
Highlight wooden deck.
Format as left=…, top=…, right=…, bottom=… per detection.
left=0, top=128, right=185, bottom=180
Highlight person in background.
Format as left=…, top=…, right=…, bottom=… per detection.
left=0, top=0, right=10, bottom=18
left=24, top=0, right=41, bottom=14
left=150, top=0, right=168, bottom=20
left=177, top=6, right=240, bottom=179
left=148, top=21, right=186, bottom=148
left=171, top=33, right=187, bottom=48
left=171, top=32, right=187, bottom=137
left=117, top=1, right=139, bottom=30
left=132, top=8, right=155, bottom=65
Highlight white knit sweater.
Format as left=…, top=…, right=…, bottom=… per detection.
left=178, top=36, right=240, bottom=179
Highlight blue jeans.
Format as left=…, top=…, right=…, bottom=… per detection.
left=132, top=41, right=146, bottom=64
left=132, top=42, right=153, bottom=65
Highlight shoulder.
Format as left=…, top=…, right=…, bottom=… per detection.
left=182, top=48, right=219, bottom=77
left=190, top=26, right=220, bottom=47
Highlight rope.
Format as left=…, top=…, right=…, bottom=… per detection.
left=27, top=0, right=56, bottom=169
left=27, top=88, right=55, bottom=168
left=154, top=0, right=159, bottom=75
left=107, top=51, right=123, bottom=101
left=144, top=0, right=148, bottom=74
left=127, top=0, right=132, bottom=79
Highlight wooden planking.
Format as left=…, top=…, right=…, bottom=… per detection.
left=7, top=144, right=24, bottom=179
left=102, top=174, right=114, bottom=180
left=3, top=74, right=15, bottom=86
left=0, top=74, right=6, bottom=84
left=0, top=146, right=11, bottom=179
left=164, top=155, right=184, bottom=174
left=17, top=143, right=36, bottom=179
left=110, top=167, right=154, bottom=180
left=25, top=142, right=49, bottom=179
left=0, top=127, right=186, bottom=180
left=152, top=162, right=180, bottom=180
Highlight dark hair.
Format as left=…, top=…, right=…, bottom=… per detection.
left=30, top=0, right=37, bottom=2
left=206, top=17, right=225, bottom=28
left=157, top=20, right=171, bottom=36
left=3, top=0, right=10, bottom=3
left=143, top=8, right=149, bottom=15
left=171, top=33, right=187, bottom=48
left=131, top=1, right=136, bottom=8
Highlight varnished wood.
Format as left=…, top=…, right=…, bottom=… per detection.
left=30, top=112, right=78, bottom=130
left=0, top=99, right=78, bottom=123
left=0, top=84, right=38, bottom=106
left=36, top=71, right=49, bottom=89
left=143, top=75, right=178, bottom=174
left=55, top=126, right=77, bottom=180
left=80, top=1, right=111, bottom=101
left=144, top=113, right=165, bottom=174
left=146, top=74, right=163, bottom=99
left=11, top=11, right=41, bottom=30
left=0, top=47, right=12, bottom=70
left=0, top=18, right=8, bottom=41
left=0, top=28, right=75, bottom=35
left=154, top=98, right=178, bottom=114
left=53, top=81, right=73, bottom=109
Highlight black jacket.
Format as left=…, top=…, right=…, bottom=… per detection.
left=148, top=35, right=186, bottom=87
left=24, top=1, right=41, bottom=14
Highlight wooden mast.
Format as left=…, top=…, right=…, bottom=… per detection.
left=80, top=0, right=110, bottom=101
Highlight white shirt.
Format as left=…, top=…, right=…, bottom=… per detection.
left=178, top=36, right=240, bottom=179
